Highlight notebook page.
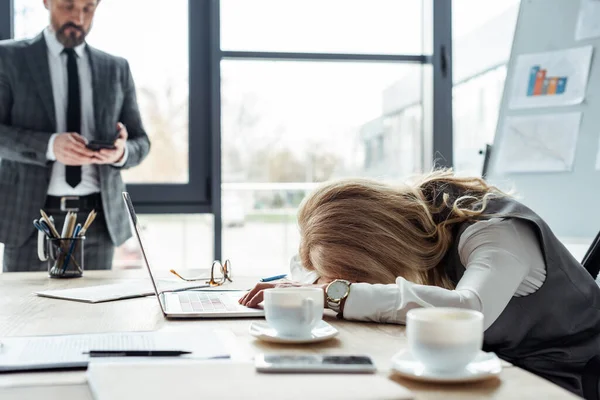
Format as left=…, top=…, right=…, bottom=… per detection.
left=0, top=331, right=229, bottom=371
left=35, top=280, right=209, bottom=303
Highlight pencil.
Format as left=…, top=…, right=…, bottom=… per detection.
left=78, top=210, right=97, bottom=237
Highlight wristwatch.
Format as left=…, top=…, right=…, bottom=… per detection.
left=326, top=279, right=352, bottom=314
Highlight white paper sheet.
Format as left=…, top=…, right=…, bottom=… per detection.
left=576, top=0, right=600, bottom=41
left=87, top=361, right=414, bottom=400
left=509, top=47, right=593, bottom=109
left=494, top=112, right=582, bottom=173
left=0, top=331, right=229, bottom=372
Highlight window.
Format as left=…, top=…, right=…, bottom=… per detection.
left=221, top=0, right=426, bottom=55
left=2, top=1, right=451, bottom=275
left=220, top=1, right=432, bottom=273
left=221, top=60, right=423, bottom=182
left=222, top=61, right=427, bottom=272
left=14, top=0, right=190, bottom=184
left=451, top=0, right=520, bottom=176
left=7, top=0, right=208, bottom=272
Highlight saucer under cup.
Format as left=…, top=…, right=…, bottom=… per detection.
left=391, top=350, right=502, bottom=383
left=406, top=307, right=484, bottom=372
left=249, top=320, right=339, bottom=344
left=263, top=287, right=324, bottom=338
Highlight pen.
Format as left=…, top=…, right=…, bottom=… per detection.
left=40, top=210, right=61, bottom=238
left=33, top=220, right=52, bottom=238
left=62, top=225, right=82, bottom=273
left=260, top=274, right=287, bottom=282
left=83, top=350, right=192, bottom=357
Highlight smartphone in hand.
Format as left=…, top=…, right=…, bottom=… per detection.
left=86, top=128, right=121, bottom=151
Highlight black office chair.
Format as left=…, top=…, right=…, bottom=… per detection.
left=582, top=231, right=600, bottom=400
left=582, top=231, right=600, bottom=280
left=583, top=355, right=600, bottom=400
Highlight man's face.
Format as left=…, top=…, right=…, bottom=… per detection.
left=44, top=0, right=99, bottom=48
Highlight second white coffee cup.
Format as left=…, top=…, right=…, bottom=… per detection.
left=406, top=307, right=484, bottom=372
left=263, top=287, right=324, bottom=338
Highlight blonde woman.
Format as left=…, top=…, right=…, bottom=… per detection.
left=239, top=170, right=600, bottom=397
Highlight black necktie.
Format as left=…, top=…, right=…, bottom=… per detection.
left=64, top=48, right=82, bottom=188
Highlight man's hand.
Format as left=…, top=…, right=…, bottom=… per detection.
left=238, top=281, right=328, bottom=308
left=93, top=123, right=128, bottom=165
left=53, top=133, right=97, bottom=166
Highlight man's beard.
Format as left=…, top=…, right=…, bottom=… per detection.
left=55, top=22, right=88, bottom=48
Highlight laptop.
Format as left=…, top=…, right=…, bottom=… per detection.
left=122, top=192, right=265, bottom=319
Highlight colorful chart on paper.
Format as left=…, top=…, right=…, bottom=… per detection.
left=509, top=46, right=593, bottom=109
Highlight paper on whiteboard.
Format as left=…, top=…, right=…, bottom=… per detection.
left=494, top=112, right=582, bottom=173
left=509, top=47, right=593, bottom=109
left=576, top=0, right=600, bottom=41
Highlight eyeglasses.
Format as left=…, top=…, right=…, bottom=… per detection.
left=170, top=259, right=233, bottom=287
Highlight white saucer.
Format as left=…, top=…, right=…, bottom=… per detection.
left=391, top=350, right=502, bottom=383
left=249, top=320, right=339, bottom=344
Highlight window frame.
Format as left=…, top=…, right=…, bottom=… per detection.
left=6, top=0, right=213, bottom=215
left=1, top=0, right=12, bottom=40
left=120, top=0, right=214, bottom=215
left=214, top=0, right=453, bottom=258
left=5, top=0, right=453, bottom=261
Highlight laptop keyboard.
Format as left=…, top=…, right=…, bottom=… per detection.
left=177, top=292, right=239, bottom=313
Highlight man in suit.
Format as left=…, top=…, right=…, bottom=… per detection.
left=0, top=0, right=150, bottom=272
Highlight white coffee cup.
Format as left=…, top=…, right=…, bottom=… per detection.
left=263, top=287, right=324, bottom=338
left=406, top=307, right=484, bottom=372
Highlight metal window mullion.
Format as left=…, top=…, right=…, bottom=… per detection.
left=431, top=0, right=453, bottom=169
left=221, top=51, right=430, bottom=64
left=1, top=0, right=13, bottom=40
left=208, top=0, right=222, bottom=262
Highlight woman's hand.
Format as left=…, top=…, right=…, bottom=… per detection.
left=238, top=281, right=328, bottom=308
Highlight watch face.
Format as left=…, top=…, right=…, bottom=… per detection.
left=327, top=281, right=349, bottom=300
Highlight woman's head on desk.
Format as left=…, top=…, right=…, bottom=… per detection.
left=297, top=169, right=505, bottom=289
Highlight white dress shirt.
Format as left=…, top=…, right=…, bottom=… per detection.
left=290, top=217, right=547, bottom=330
left=43, top=27, right=127, bottom=196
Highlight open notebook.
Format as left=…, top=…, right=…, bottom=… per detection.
left=35, top=280, right=209, bottom=303
left=0, top=330, right=229, bottom=372
left=87, top=360, right=414, bottom=400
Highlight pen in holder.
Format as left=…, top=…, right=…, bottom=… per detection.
left=45, top=236, right=85, bottom=279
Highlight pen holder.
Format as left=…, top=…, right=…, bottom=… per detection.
left=46, top=237, right=85, bottom=279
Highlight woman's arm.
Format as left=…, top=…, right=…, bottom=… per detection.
left=343, top=218, right=544, bottom=330
left=342, top=279, right=482, bottom=324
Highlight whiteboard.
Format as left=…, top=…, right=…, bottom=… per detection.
left=487, top=0, right=600, bottom=238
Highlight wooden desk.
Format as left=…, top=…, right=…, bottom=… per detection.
left=0, top=272, right=578, bottom=400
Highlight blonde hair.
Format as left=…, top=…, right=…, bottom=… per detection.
left=297, top=169, right=505, bottom=289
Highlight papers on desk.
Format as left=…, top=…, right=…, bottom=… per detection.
left=35, top=280, right=209, bottom=303
left=87, top=360, right=414, bottom=400
left=0, top=330, right=229, bottom=372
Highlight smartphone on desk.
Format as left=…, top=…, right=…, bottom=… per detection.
left=255, top=354, right=377, bottom=374
left=86, top=128, right=121, bottom=151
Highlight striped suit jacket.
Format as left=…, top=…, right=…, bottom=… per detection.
left=0, top=33, right=151, bottom=247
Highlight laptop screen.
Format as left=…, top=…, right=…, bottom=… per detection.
left=122, top=192, right=167, bottom=314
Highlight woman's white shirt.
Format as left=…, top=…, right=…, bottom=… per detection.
left=289, top=218, right=546, bottom=330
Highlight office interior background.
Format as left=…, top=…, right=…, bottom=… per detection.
left=3, top=0, right=571, bottom=275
